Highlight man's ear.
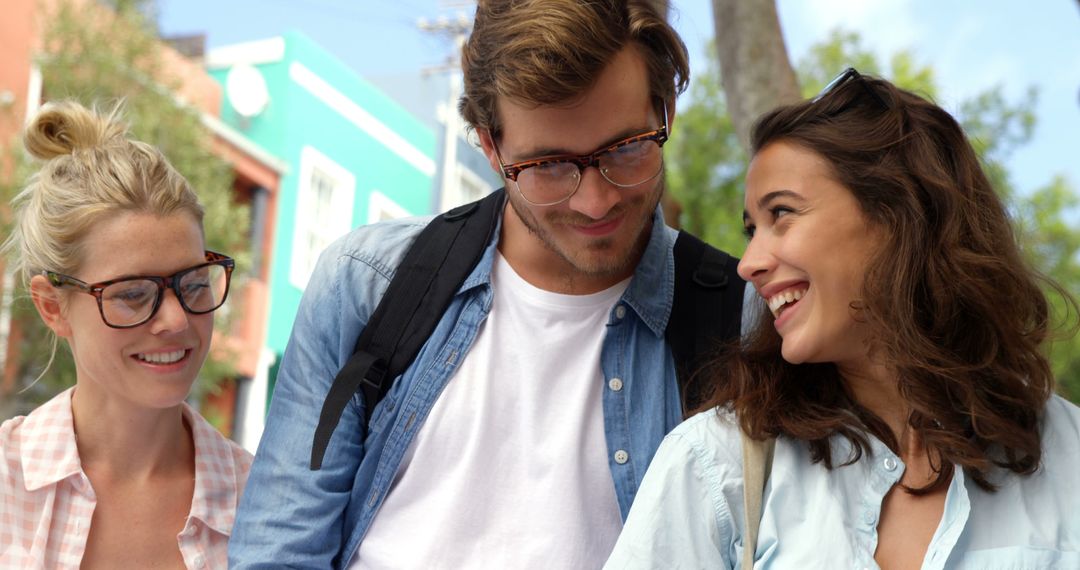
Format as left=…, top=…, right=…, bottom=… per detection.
left=476, top=128, right=505, bottom=175
left=30, top=275, right=72, bottom=338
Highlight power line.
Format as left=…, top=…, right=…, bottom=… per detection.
left=419, top=2, right=475, bottom=212
left=417, top=7, right=472, bottom=75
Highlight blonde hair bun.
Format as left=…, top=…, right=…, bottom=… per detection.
left=4, top=99, right=203, bottom=285
left=23, top=100, right=127, bottom=161
left=1, top=99, right=206, bottom=383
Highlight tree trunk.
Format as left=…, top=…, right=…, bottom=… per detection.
left=645, top=0, right=680, bottom=227
left=711, top=0, right=800, bottom=153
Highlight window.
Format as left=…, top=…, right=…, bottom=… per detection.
left=290, top=146, right=355, bottom=289
left=367, top=191, right=412, bottom=224
left=458, top=166, right=494, bottom=205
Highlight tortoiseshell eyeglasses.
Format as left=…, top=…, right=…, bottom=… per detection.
left=492, top=103, right=670, bottom=206
left=44, top=251, right=235, bottom=329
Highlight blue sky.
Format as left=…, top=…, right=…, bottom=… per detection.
left=158, top=0, right=1080, bottom=197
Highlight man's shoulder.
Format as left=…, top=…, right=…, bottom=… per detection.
left=332, top=215, right=434, bottom=258
left=321, top=215, right=436, bottom=281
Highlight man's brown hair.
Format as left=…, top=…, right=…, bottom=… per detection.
left=698, top=74, right=1078, bottom=494
left=459, top=0, right=689, bottom=137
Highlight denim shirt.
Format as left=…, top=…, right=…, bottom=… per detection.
left=230, top=206, right=690, bottom=569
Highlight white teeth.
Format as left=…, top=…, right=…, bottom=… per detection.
left=766, top=288, right=806, bottom=317
left=136, top=350, right=186, bottom=364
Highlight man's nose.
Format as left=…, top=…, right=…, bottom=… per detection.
left=567, top=166, right=621, bottom=220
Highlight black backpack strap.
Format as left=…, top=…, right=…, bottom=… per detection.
left=667, top=230, right=746, bottom=413
left=310, top=189, right=505, bottom=470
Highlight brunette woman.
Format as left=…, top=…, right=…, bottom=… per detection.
left=606, top=70, right=1080, bottom=569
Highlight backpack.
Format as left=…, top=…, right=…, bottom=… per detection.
left=310, top=188, right=744, bottom=469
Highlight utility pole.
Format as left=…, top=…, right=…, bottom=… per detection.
left=418, top=3, right=473, bottom=213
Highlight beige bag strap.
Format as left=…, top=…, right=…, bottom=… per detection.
left=740, top=431, right=776, bottom=569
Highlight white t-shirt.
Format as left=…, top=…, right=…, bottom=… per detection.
left=349, top=252, right=627, bottom=569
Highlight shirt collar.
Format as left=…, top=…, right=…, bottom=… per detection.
left=462, top=195, right=677, bottom=338
left=622, top=205, right=678, bottom=337
left=459, top=192, right=506, bottom=294
left=19, top=387, right=83, bottom=491
left=183, top=403, right=243, bottom=536
left=18, top=387, right=244, bottom=536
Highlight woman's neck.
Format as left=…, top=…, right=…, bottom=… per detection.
left=837, top=359, right=915, bottom=450
left=839, top=359, right=945, bottom=491
left=69, top=386, right=194, bottom=481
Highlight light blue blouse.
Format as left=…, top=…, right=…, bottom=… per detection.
left=605, top=396, right=1080, bottom=570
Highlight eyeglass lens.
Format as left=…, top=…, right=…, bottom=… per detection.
left=100, top=264, right=229, bottom=326
left=517, top=139, right=663, bottom=205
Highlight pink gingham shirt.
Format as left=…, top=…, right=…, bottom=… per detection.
left=0, top=388, right=253, bottom=569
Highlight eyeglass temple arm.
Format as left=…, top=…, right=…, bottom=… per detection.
left=43, top=271, right=92, bottom=292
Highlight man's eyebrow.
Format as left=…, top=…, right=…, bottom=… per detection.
left=510, top=124, right=655, bottom=162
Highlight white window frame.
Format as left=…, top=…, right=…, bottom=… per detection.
left=290, top=146, right=355, bottom=289
left=367, top=190, right=412, bottom=224
left=457, top=166, right=494, bottom=206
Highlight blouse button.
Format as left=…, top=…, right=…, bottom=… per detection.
left=193, top=554, right=205, bottom=568
left=883, top=457, right=898, bottom=471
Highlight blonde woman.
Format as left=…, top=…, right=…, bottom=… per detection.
left=0, top=100, right=251, bottom=569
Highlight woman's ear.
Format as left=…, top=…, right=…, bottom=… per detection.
left=30, top=274, right=73, bottom=338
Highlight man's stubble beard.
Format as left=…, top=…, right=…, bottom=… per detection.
left=506, top=179, right=664, bottom=282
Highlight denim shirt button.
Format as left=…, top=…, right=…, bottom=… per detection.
left=614, top=450, right=630, bottom=464
left=614, top=305, right=627, bottom=320
left=608, top=377, right=624, bottom=392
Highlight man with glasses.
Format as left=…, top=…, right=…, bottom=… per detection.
left=231, top=1, right=744, bottom=568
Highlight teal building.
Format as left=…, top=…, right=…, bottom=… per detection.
left=206, top=32, right=439, bottom=448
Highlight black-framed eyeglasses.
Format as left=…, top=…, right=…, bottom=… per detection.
left=492, top=103, right=670, bottom=207
left=813, top=67, right=889, bottom=109
left=44, top=251, right=235, bottom=329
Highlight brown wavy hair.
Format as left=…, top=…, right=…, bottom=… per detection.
left=699, top=72, right=1077, bottom=493
left=459, top=0, right=689, bottom=137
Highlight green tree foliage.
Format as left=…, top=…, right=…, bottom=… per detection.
left=665, top=47, right=747, bottom=256
left=0, top=0, right=250, bottom=416
left=669, top=29, right=1080, bottom=401
left=1016, top=178, right=1080, bottom=399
